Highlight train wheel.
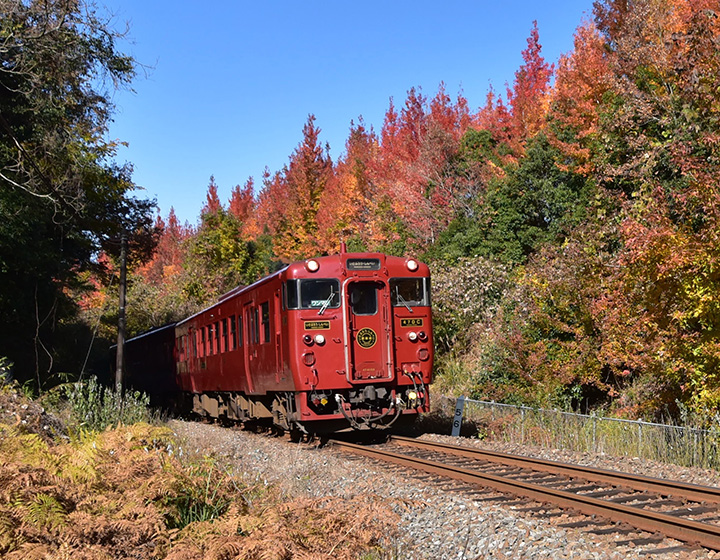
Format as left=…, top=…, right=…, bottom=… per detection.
left=289, top=426, right=304, bottom=443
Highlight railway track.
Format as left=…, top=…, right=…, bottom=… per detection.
left=331, top=435, right=720, bottom=553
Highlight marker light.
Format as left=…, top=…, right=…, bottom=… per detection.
left=303, top=352, right=316, bottom=366
left=303, top=334, right=313, bottom=345
left=408, top=391, right=418, bottom=401
left=314, top=334, right=326, bottom=345
left=306, top=259, right=320, bottom=272
left=418, top=331, right=428, bottom=342
left=407, top=331, right=418, bottom=342
left=406, top=259, right=418, bottom=271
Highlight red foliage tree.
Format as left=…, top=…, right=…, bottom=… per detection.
left=507, top=21, right=554, bottom=142
left=316, top=119, right=379, bottom=253
left=201, top=176, right=222, bottom=216
left=549, top=21, right=612, bottom=175
left=229, top=177, right=257, bottom=239
left=136, top=207, right=191, bottom=287
left=256, top=115, right=332, bottom=260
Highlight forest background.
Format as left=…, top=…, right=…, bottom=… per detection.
left=3, top=0, right=720, bottom=423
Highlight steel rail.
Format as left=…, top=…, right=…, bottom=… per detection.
left=331, top=439, right=720, bottom=551
left=390, top=436, right=720, bottom=504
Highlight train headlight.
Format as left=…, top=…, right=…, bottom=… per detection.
left=406, top=259, right=418, bottom=272
left=408, top=391, right=418, bottom=401
left=314, top=334, right=326, bottom=345
left=407, top=331, right=418, bottom=342
left=306, top=259, right=320, bottom=272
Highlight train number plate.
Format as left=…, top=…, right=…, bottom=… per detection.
left=400, top=318, right=424, bottom=327
left=304, top=320, right=331, bottom=330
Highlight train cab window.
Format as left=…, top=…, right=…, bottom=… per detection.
left=349, top=282, right=378, bottom=315
left=284, top=280, right=299, bottom=309
left=261, top=302, right=270, bottom=343
left=300, top=279, right=340, bottom=311
left=390, top=278, right=431, bottom=310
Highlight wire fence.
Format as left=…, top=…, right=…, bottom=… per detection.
left=454, top=397, right=720, bottom=470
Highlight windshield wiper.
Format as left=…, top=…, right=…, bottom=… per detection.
left=396, top=292, right=413, bottom=313
left=318, top=291, right=336, bottom=315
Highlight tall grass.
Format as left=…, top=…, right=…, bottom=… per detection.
left=64, top=376, right=153, bottom=431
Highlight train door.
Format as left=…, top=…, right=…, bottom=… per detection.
left=243, top=301, right=257, bottom=393
left=345, top=280, right=393, bottom=382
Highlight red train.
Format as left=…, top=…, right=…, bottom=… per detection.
left=124, top=247, right=433, bottom=436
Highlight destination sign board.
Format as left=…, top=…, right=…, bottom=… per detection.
left=304, top=320, right=331, bottom=330
left=346, top=258, right=381, bottom=271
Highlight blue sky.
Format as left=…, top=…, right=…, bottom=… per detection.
left=104, top=1, right=596, bottom=225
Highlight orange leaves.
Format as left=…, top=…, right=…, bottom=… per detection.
left=256, top=115, right=332, bottom=260
left=509, top=21, right=554, bottom=142
left=549, top=21, right=611, bottom=174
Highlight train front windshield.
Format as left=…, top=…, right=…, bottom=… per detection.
left=390, top=278, right=430, bottom=309
left=286, top=279, right=341, bottom=310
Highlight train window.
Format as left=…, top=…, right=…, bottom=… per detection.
left=390, top=278, right=430, bottom=309
left=222, top=318, right=229, bottom=352
left=253, top=308, right=260, bottom=344
left=285, top=279, right=299, bottom=309
left=237, top=315, right=243, bottom=347
left=201, top=327, right=207, bottom=357
left=300, top=279, right=340, bottom=311
left=192, top=331, right=198, bottom=358
left=229, top=315, right=236, bottom=350
left=261, top=302, right=270, bottom=343
left=214, top=321, right=220, bottom=354
left=349, top=282, right=378, bottom=315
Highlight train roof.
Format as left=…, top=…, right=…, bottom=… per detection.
left=175, top=251, right=428, bottom=327
left=176, top=266, right=287, bottom=327
left=118, top=322, right=177, bottom=346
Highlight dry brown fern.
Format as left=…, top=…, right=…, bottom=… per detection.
left=4, top=542, right=53, bottom=560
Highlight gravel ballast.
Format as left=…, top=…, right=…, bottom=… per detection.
left=170, top=420, right=720, bottom=559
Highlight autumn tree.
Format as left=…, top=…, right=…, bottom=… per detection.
left=373, top=86, right=474, bottom=249
left=316, top=119, right=379, bottom=253
left=591, top=0, right=720, bottom=414
left=474, top=22, right=554, bottom=160
left=549, top=21, right=612, bottom=175
left=257, top=115, right=332, bottom=260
